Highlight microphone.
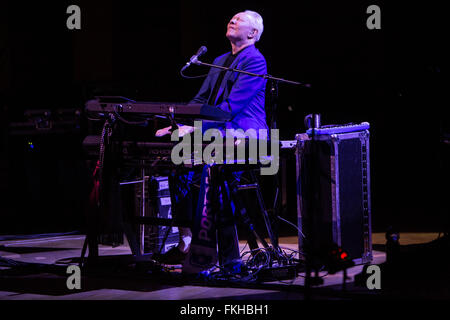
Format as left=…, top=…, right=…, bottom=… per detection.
left=181, top=46, right=207, bottom=71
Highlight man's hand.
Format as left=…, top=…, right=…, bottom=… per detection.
left=155, top=125, right=195, bottom=137
left=155, top=126, right=173, bottom=137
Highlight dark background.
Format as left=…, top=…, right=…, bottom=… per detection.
left=0, top=1, right=448, bottom=235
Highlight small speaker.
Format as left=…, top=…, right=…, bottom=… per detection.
left=295, top=130, right=372, bottom=265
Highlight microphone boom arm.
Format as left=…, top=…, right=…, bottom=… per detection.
left=194, top=60, right=310, bottom=87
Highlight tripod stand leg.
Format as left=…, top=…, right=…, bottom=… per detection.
left=80, top=236, right=88, bottom=268
left=247, top=232, right=260, bottom=252
left=84, top=230, right=99, bottom=265
left=83, top=190, right=99, bottom=266
left=226, top=175, right=270, bottom=249
left=249, top=170, right=280, bottom=250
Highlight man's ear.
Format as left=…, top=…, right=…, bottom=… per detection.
left=248, top=29, right=258, bottom=40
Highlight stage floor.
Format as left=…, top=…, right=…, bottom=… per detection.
left=0, top=233, right=447, bottom=300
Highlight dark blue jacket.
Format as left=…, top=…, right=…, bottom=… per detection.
left=190, top=45, right=268, bottom=137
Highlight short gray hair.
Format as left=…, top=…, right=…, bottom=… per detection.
left=244, top=10, right=264, bottom=42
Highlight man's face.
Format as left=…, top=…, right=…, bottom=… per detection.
left=226, top=12, right=255, bottom=42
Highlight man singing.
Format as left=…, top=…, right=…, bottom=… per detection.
left=155, top=10, right=268, bottom=273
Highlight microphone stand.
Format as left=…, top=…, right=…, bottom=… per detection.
left=193, top=58, right=310, bottom=258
